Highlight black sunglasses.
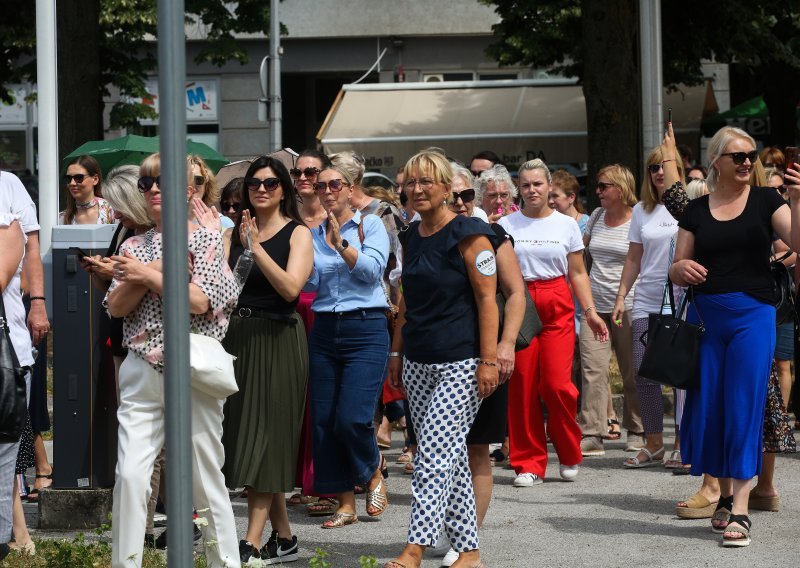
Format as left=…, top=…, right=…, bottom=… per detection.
left=194, top=175, right=205, bottom=186
left=244, top=177, right=281, bottom=192
left=137, top=176, right=161, bottom=193
left=64, top=173, right=91, bottom=184
left=596, top=181, right=616, bottom=191
left=221, top=201, right=240, bottom=211
left=721, top=151, right=758, bottom=165
left=647, top=163, right=664, bottom=174
left=313, top=179, right=349, bottom=193
left=452, top=189, right=475, bottom=203
left=290, top=167, right=320, bottom=180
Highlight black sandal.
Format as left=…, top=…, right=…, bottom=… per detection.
left=711, top=495, right=733, bottom=533
left=722, top=514, right=751, bottom=547
left=605, top=419, right=621, bottom=440
left=25, top=473, right=53, bottom=502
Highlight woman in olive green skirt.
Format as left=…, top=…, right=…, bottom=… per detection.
left=214, top=156, right=314, bottom=564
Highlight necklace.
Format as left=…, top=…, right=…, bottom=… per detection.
left=76, top=198, right=98, bottom=210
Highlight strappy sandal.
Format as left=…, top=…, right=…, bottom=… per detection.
left=321, top=511, right=358, bottom=529
left=604, top=419, right=621, bottom=440
left=711, top=496, right=733, bottom=533
left=663, top=449, right=682, bottom=469
left=366, top=477, right=389, bottom=517
left=622, top=446, right=664, bottom=468
left=287, top=493, right=319, bottom=506
left=676, top=492, right=718, bottom=519
left=396, top=448, right=413, bottom=464
left=722, top=514, right=751, bottom=547
left=306, top=497, right=339, bottom=517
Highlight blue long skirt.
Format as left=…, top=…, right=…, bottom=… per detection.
left=681, top=292, right=774, bottom=479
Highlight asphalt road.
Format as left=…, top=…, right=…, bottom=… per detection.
left=30, top=425, right=800, bottom=567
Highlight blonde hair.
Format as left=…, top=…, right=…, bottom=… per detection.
left=188, top=154, right=219, bottom=207
left=685, top=179, right=708, bottom=201
left=403, top=151, right=453, bottom=188
left=641, top=147, right=686, bottom=212
left=329, top=151, right=366, bottom=187
left=103, top=165, right=153, bottom=228
left=706, top=126, right=757, bottom=191
left=596, top=164, right=638, bottom=207
left=363, top=186, right=400, bottom=207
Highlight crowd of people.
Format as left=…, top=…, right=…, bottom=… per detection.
left=0, top=124, right=799, bottom=565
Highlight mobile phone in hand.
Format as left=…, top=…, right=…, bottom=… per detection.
left=68, top=246, right=89, bottom=260
left=785, top=147, right=799, bottom=172
left=667, top=107, right=672, bottom=124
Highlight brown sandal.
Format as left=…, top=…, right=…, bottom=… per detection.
left=306, top=497, right=338, bottom=517
left=321, top=511, right=358, bottom=529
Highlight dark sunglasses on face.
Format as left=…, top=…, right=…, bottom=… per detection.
left=245, top=177, right=281, bottom=192
left=221, top=201, right=240, bottom=211
left=64, top=173, right=91, bottom=184
left=313, top=179, right=348, bottom=193
left=290, top=167, right=320, bottom=180
left=194, top=175, right=205, bottom=186
left=596, top=181, right=615, bottom=191
left=137, top=176, right=161, bottom=193
left=647, top=163, right=664, bottom=174
left=452, top=189, right=476, bottom=203
left=721, top=150, right=758, bottom=165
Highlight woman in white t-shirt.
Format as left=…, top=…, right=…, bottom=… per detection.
left=498, top=159, right=608, bottom=488
left=612, top=147, right=684, bottom=468
left=577, top=165, right=643, bottom=457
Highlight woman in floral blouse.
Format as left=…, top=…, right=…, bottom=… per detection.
left=105, top=153, right=240, bottom=568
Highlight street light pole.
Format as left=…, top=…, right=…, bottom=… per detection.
left=640, top=0, right=664, bottom=160
left=269, top=0, right=282, bottom=152
left=157, top=0, right=193, bottom=566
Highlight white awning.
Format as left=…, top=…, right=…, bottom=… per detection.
left=317, top=80, right=716, bottom=170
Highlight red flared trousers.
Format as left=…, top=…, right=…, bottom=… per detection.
left=508, top=276, right=582, bottom=477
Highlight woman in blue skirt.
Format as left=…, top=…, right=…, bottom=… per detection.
left=668, top=124, right=800, bottom=547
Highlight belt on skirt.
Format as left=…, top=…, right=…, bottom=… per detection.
left=233, top=306, right=297, bottom=325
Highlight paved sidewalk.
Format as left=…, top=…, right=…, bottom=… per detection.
left=28, top=427, right=800, bottom=567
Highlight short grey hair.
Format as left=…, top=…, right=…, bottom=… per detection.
left=475, top=164, right=517, bottom=204
left=450, top=162, right=474, bottom=188
left=103, top=165, right=153, bottom=228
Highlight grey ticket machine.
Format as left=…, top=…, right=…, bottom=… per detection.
left=51, top=224, right=118, bottom=489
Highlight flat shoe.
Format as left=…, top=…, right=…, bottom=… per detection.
left=663, top=449, right=682, bottom=469
left=623, top=447, right=664, bottom=468
left=396, top=450, right=413, bottom=464
left=676, top=492, right=718, bottom=519
left=366, top=477, right=389, bottom=517
left=307, top=497, right=338, bottom=517
left=321, top=511, right=358, bottom=529
left=749, top=489, right=780, bottom=512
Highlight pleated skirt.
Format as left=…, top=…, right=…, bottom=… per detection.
left=221, top=312, right=308, bottom=493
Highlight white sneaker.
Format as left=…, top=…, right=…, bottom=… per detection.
left=513, top=472, right=543, bottom=487
left=441, top=548, right=459, bottom=567
left=559, top=464, right=579, bottom=481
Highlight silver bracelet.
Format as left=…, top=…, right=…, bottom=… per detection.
left=388, top=351, right=403, bottom=358
left=584, top=305, right=596, bottom=314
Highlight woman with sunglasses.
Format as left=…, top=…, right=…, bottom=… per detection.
left=386, top=150, right=498, bottom=568
left=611, top=149, right=685, bottom=466
left=498, top=159, right=607, bottom=490
left=59, top=155, right=114, bottom=225
left=577, top=165, right=643, bottom=458
left=669, top=126, right=800, bottom=547
left=219, top=156, right=313, bottom=565
left=304, top=160, right=391, bottom=529
left=106, top=153, right=240, bottom=568
left=450, top=164, right=488, bottom=221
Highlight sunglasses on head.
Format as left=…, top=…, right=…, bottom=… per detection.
left=313, top=179, right=349, bottom=193
left=721, top=150, right=758, bottom=165
left=244, top=177, right=281, bottom=192
left=64, top=173, right=91, bottom=184
left=452, top=189, right=475, bottom=203
left=290, top=167, right=320, bottom=180
left=137, top=176, right=161, bottom=193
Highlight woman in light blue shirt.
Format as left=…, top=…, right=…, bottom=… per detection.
left=304, top=159, right=391, bottom=529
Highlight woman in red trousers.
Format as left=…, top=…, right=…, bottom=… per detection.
left=498, top=159, right=608, bottom=487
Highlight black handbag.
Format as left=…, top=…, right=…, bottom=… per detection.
left=771, top=250, right=797, bottom=326
left=637, top=280, right=704, bottom=390
left=0, top=293, right=28, bottom=443
left=497, top=285, right=543, bottom=351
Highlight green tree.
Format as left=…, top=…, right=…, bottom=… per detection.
left=0, top=0, right=277, bottom=163
left=482, top=0, right=800, bottom=199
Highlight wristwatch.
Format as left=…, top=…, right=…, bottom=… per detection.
left=336, top=239, right=349, bottom=253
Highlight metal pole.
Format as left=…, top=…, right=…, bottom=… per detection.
left=269, top=0, right=282, bottom=151
left=157, top=0, right=192, bottom=566
left=639, top=0, right=663, bottom=158
left=35, top=0, right=58, bottom=254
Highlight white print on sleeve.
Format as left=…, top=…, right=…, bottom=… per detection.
left=475, top=250, right=497, bottom=276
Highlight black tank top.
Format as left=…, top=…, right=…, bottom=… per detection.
left=228, top=221, right=301, bottom=313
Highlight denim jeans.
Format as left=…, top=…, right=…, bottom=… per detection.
left=308, top=311, right=389, bottom=493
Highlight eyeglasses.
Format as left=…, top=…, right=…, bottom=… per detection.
left=245, top=177, right=281, bottom=192
left=313, top=179, right=349, bottom=193
left=452, top=189, right=475, bottom=203
left=64, top=173, right=91, bottom=184
left=596, top=182, right=616, bottom=192
left=137, top=176, right=161, bottom=193
left=290, top=167, right=320, bottom=180
left=403, top=178, right=435, bottom=191
left=194, top=175, right=205, bottom=186
left=720, top=151, right=758, bottom=165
